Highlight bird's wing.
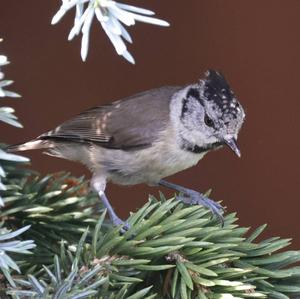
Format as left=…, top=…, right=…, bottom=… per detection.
left=40, top=86, right=181, bottom=150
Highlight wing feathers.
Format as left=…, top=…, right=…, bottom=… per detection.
left=40, top=86, right=180, bottom=150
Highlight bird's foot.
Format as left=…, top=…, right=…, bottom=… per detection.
left=177, top=190, right=224, bottom=225
left=111, top=216, right=131, bottom=234
left=96, top=190, right=131, bottom=234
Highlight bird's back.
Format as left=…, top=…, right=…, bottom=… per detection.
left=41, top=86, right=180, bottom=150
left=8, top=85, right=181, bottom=158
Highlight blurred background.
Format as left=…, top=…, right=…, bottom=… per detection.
left=1, top=1, right=299, bottom=246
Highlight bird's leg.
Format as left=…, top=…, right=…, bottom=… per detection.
left=98, top=191, right=130, bottom=233
left=158, top=179, right=224, bottom=223
left=91, top=174, right=129, bottom=233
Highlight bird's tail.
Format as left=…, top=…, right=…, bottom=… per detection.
left=6, top=139, right=50, bottom=152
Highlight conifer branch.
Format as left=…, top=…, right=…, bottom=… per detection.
left=0, top=44, right=35, bottom=290
left=1, top=163, right=300, bottom=298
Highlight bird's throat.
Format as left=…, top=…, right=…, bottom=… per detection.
left=180, top=138, right=223, bottom=154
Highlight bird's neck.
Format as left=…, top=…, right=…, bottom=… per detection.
left=180, top=137, right=223, bottom=154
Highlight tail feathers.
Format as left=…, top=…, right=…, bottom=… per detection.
left=7, top=139, right=51, bottom=152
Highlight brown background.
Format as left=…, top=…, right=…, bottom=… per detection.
left=1, top=1, right=299, bottom=246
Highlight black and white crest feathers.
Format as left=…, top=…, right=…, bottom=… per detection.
left=200, top=70, right=240, bottom=119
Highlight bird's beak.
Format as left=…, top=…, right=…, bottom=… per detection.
left=224, top=137, right=241, bottom=158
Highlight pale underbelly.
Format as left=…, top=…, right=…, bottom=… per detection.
left=49, top=142, right=207, bottom=186
left=107, top=150, right=206, bottom=186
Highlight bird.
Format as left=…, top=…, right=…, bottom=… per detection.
left=8, top=70, right=245, bottom=230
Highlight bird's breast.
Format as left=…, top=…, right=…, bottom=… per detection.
left=107, top=139, right=205, bottom=185
left=89, top=128, right=207, bottom=186
left=151, top=140, right=206, bottom=179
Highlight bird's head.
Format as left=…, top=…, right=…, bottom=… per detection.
left=179, top=70, right=245, bottom=157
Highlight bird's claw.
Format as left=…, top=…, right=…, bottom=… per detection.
left=112, top=217, right=131, bottom=234
left=176, top=190, right=225, bottom=225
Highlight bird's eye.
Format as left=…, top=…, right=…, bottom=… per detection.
left=204, top=114, right=214, bottom=127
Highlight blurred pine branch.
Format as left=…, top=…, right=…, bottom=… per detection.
left=0, top=46, right=36, bottom=290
